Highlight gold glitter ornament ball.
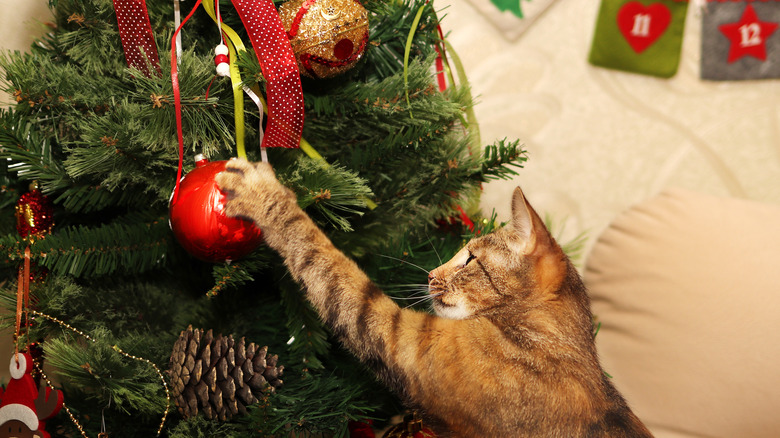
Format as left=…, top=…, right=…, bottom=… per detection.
left=279, top=0, right=369, bottom=79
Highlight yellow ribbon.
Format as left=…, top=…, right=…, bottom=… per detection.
left=202, top=0, right=248, bottom=159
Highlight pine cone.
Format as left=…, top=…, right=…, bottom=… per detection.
left=168, top=326, right=284, bottom=421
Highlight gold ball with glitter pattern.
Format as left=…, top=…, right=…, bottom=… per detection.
left=279, top=0, right=369, bottom=79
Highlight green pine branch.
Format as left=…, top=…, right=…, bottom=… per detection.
left=0, top=108, right=70, bottom=193
left=0, top=214, right=173, bottom=278
left=282, top=157, right=374, bottom=233
left=55, top=182, right=155, bottom=214
left=167, top=415, right=246, bottom=438
left=280, top=279, right=331, bottom=372
left=304, top=56, right=468, bottom=157
left=481, top=137, right=528, bottom=181
left=44, top=0, right=127, bottom=73
left=121, top=49, right=238, bottom=158
left=363, top=0, right=441, bottom=80
left=0, top=109, right=167, bottom=213
left=207, top=250, right=272, bottom=297
left=43, top=332, right=169, bottom=414
left=250, top=371, right=381, bottom=438
left=0, top=273, right=199, bottom=436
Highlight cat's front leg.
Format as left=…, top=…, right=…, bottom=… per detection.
left=215, top=158, right=298, bottom=231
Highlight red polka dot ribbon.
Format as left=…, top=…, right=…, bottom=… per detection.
left=232, top=0, right=304, bottom=149
left=111, top=0, right=161, bottom=77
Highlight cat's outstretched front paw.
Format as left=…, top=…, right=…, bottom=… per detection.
left=216, top=158, right=296, bottom=228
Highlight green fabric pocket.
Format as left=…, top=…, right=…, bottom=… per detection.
left=589, top=0, right=689, bottom=78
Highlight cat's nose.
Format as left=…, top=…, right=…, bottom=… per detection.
left=428, top=271, right=435, bottom=282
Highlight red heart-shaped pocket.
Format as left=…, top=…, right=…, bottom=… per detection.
left=617, top=1, right=672, bottom=53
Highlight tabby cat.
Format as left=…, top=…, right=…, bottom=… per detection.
left=216, top=159, right=652, bottom=437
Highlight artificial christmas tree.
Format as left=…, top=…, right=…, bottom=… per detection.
left=0, top=0, right=525, bottom=436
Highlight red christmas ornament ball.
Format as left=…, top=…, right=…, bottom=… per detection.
left=169, top=156, right=263, bottom=263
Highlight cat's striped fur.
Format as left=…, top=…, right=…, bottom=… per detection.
left=216, top=159, right=652, bottom=437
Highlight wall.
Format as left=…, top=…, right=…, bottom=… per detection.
left=0, top=0, right=50, bottom=92
left=440, top=0, right=780, bottom=257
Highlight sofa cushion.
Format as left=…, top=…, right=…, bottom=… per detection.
left=584, top=188, right=780, bottom=438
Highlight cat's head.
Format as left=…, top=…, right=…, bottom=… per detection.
left=428, top=187, right=566, bottom=320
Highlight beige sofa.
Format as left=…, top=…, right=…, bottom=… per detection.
left=585, top=188, right=780, bottom=438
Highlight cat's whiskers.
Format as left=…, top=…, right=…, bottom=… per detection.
left=385, top=285, right=431, bottom=300
left=375, top=253, right=436, bottom=309
left=390, top=292, right=433, bottom=300
left=374, top=254, right=430, bottom=275
left=403, top=291, right=445, bottom=309
left=382, top=281, right=443, bottom=309
left=426, top=235, right=443, bottom=265
left=386, top=283, right=431, bottom=289
left=403, top=293, right=438, bottom=309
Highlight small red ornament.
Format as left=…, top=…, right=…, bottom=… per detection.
left=15, top=183, right=54, bottom=241
left=169, top=155, right=263, bottom=263
left=279, top=0, right=370, bottom=78
left=0, top=352, right=64, bottom=438
left=349, top=419, right=376, bottom=438
left=382, top=413, right=437, bottom=438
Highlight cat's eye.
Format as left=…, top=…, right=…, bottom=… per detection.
left=463, top=252, right=476, bottom=266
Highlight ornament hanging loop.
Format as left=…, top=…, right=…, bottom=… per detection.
left=15, top=246, right=32, bottom=358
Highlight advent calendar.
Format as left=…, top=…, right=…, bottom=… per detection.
left=588, top=0, right=780, bottom=80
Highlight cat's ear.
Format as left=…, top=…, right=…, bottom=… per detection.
left=510, top=186, right=537, bottom=253
left=510, top=186, right=556, bottom=255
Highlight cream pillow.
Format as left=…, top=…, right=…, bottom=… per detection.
left=585, top=188, right=780, bottom=438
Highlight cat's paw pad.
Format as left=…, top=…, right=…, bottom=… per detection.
left=221, top=159, right=277, bottom=188
left=215, top=160, right=246, bottom=196
left=216, top=159, right=289, bottom=224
